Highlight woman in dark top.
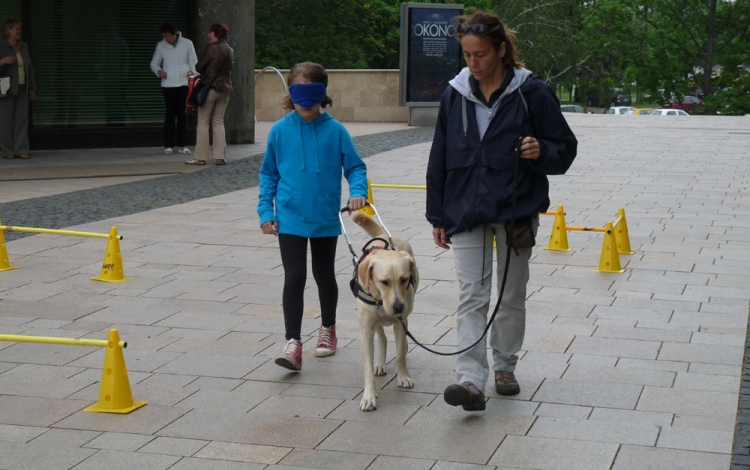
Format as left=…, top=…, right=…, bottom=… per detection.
left=185, top=23, right=233, bottom=166
left=426, top=11, right=577, bottom=412
left=0, top=19, right=36, bottom=160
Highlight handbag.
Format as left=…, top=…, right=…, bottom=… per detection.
left=191, top=80, right=211, bottom=106
left=0, top=76, right=10, bottom=98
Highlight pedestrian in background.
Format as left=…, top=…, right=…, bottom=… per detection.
left=258, top=62, right=368, bottom=370
left=185, top=23, right=232, bottom=166
left=426, top=11, right=577, bottom=411
left=150, top=22, right=197, bottom=156
left=0, top=19, right=36, bottom=160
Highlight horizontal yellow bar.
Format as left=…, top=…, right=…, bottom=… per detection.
left=567, top=226, right=606, bottom=232
left=540, top=211, right=561, bottom=216
left=370, top=184, right=427, bottom=190
left=0, top=334, right=126, bottom=348
left=0, top=225, right=120, bottom=240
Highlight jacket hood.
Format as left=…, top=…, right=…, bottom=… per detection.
left=287, top=111, right=334, bottom=172
left=449, top=66, right=533, bottom=105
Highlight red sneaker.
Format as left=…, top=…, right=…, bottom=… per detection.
left=275, top=339, right=302, bottom=370
left=315, top=325, right=337, bottom=357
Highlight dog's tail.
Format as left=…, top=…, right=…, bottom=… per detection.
left=351, top=212, right=384, bottom=238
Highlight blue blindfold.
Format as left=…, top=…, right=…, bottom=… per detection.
left=289, top=82, right=327, bottom=108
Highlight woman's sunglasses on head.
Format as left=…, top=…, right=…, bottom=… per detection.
left=455, top=22, right=499, bottom=36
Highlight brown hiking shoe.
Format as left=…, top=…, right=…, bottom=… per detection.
left=444, top=381, right=486, bottom=411
left=495, top=371, right=521, bottom=395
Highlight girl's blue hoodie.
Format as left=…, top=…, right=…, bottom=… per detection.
left=258, top=111, right=368, bottom=238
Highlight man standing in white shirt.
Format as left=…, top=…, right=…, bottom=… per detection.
left=150, top=22, right=198, bottom=155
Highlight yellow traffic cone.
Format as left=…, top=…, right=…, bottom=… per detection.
left=595, top=222, right=625, bottom=273
left=85, top=329, right=147, bottom=414
left=359, top=178, right=376, bottom=217
left=614, top=208, right=635, bottom=255
left=544, top=205, right=571, bottom=251
left=91, top=227, right=132, bottom=283
left=0, top=219, right=19, bottom=272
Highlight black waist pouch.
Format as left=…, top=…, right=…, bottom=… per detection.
left=505, top=216, right=536, bottom=250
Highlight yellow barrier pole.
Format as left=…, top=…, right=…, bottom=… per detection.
left=0, top=225, right=121, bottom=240
left=370, top=184, right=427, bottom=190
left=0, top=334, right=126, bottom=348
left=566, top=226, right=607, bottom=233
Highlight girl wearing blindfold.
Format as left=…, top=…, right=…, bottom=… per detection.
left=258, top=62, right=368, bottom=371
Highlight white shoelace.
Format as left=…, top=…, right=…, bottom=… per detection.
left=284, top=339, right=301, bottom=356
left=317, top=327, right=334, bottom=349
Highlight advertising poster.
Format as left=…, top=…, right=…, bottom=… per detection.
left=403, top=4, right=463, bottom=104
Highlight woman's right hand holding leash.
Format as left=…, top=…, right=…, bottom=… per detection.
left=261, top=221, right=278, bottom=236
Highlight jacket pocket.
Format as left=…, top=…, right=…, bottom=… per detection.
left=445, top=149, right=476, bottom=170
left=280, top=192, right=340, bottom=227
left=480, top=149, right=517, bottom=171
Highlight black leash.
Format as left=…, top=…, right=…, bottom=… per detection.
left=398, top=136, right=526, bottom=356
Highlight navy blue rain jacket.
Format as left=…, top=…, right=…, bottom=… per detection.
left=425, top=77, right=578, bottom=236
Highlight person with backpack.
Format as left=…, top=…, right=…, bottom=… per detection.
left=426, top=10, right=578, bottom=411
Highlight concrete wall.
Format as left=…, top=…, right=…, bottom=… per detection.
left=255, top=69, right=409, bottom=123
left=195, top=0, right=255, bottom=144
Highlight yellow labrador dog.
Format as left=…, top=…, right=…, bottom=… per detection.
left=351, top=212, right=419, bottom=411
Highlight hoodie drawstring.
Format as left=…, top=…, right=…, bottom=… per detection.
left=461, top=96, right=468, bottom=137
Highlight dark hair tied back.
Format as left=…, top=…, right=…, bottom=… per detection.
left=454, top=10, right=523, bottom=69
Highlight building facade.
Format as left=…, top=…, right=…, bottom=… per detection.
left=0, top=0, right=254, bottom=149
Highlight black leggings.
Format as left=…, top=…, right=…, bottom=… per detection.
left=278, top=234, right=339, bottom=341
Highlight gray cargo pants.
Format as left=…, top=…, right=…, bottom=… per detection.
left=451, top=217, right=539, bottom=389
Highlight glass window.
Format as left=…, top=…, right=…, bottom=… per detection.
left=667, top=111, right=676, bottom=115
left=29, top=0, right=189, bottom=127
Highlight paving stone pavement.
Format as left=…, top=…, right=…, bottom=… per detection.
left=0, top=115, right=749, bottom=469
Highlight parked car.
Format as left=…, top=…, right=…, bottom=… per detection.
left=586, top=88, right=632, bottom=107
left=633, top=108, right=653, bottom=115
left=605, top=106, right=636, bottom=115
left=649, top=109, right=689, bottom=116
left=661, top=95, right=705, bottom=114
left=560, top=105, right=587, bottom=113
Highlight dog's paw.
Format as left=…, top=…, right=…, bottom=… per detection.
left=359, top=393, right=378, bottom=411
left=397, top=375, right=415, bottom=389
left=373, top=364, right=387, bottom=376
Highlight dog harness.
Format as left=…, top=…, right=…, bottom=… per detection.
left=349, top=238, right=414, bottom=307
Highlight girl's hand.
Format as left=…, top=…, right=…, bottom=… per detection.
left=519, top=137, right=541, bottom=160
left=432, top=228, right=452, bottom=249
left=261, top=221, right=278, bottom=236
left=348, top=197, right=366, bottom=214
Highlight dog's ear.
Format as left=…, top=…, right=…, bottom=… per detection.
left=409, top=255, right=419, bottom=290
left=358, top=257, right=374, bottom=293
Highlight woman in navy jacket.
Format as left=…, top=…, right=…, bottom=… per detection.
left=426, top=11, right=577, bottom=411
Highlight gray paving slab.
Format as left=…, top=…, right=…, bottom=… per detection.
left=170, top=458, right=266, bottom=470
left=318, top=420, right=503, bottom=464
left=194, top=441, right=292, bottom=464
left=83, top=432, right=155, bottom=451
left=71, top=449, right=181, bottom=470
left=488, top=435, right=618, bottom=469
left=532, top=379, right=642, bottom=409
left=0, top=441, right=96, bottom=470
left=611, top=445, right=731, bottom=469
left=158, top=410, right=341, bottom=448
